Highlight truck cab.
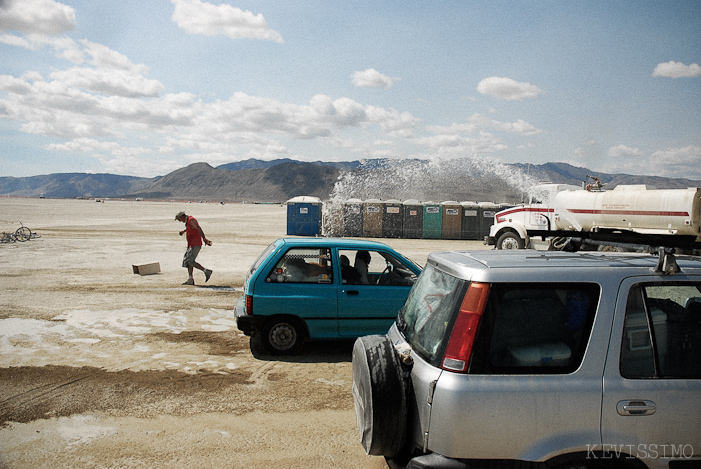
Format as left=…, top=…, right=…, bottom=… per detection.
left=486, top=183, right=582, bottom=249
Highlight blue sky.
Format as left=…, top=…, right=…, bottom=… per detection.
left=1, top=0, right=699, bottom=179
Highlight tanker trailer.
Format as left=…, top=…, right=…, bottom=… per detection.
left=486, top=184, right=701, bottom=250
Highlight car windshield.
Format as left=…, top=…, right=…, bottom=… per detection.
left=397, top=264, right=466, bottom=362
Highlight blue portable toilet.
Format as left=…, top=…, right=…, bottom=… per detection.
left=286, top=196, right=322, bottom=236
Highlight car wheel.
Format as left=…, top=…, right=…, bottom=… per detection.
left=352, top=335, right=407, bottom=457
left=261, top=317, right=306, bottom=355
left=497, top=231, right=524, bottom=250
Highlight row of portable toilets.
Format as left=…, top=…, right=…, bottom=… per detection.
left=286, top=196, right=513, bottom=240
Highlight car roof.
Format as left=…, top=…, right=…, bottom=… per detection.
left=276, top=237, right=396, bottom=250
left=426, top=250, right=701, bottom=283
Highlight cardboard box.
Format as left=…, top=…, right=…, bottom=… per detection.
left=132, top=262, right=161, bottom=275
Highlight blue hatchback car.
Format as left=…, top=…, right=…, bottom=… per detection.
left=235, top=238, right=422, bottom=354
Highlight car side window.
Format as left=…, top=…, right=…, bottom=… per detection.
left=339, top=250, right=416, bottom=286
left=620, top=283, right=701, bottom=379
left=267, top=248, right=333, bottom=284
left=470, top=283, right=600, bottom=374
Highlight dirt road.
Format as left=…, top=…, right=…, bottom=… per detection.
left=0, top=197, right=489, bottom=468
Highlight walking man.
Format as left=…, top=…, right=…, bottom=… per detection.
left=175, top=211, right=212, bottom=285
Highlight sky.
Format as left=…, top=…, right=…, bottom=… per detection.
left=0, top=0, right=700, bottom=179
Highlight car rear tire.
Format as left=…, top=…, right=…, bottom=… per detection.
left=352, top=335, right=407, bottom=457
left=260, top=317, right=306, bottom=355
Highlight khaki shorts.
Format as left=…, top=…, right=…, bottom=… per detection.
left=182, top=245, right=202, bottom=267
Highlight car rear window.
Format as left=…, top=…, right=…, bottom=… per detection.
left=469, top=283, right=600, bottom=374
left=249, top=242, right=278, bottom=277
left=397, top=264, right=467, bottom=363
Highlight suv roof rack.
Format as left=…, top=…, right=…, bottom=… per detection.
left=527, top=229, right=701, bottom=275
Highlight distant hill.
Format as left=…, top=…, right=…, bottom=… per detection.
left=1, top=159, right=699, bottom=202
left=217, top=158, right=360, bottom=172
left=515, top=162, right=701, bottom=190
left=127, top=161, right=339, bottom=202
left=0, top=173, right=152, bottom=198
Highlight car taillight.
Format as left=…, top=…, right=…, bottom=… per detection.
left=245, top=295, right=253, bottom=315
left=441, top=282, right=490, bottom=373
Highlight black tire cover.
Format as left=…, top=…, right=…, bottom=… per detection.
left=352, top=335, right=407, bottom=457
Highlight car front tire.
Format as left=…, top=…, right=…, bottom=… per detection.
left=496, top=231, right=525, bottom=250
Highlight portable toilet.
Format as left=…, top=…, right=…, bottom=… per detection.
left=460, top=201, right=481, bottom=240
left=286, top=196, right=322, bottom=236
left=402, top=199, right=423, bottom=239
left=322, top=199, right=344, bottom=237
left=422, top=201, right=442, bottom=239
left=343, top=199, right=364, bottom=237
left=479, top=202, right=499, bottom=239
left=363, top=199, right=383, bottom=238
left=441, top=201, right=462, bottom=239
left=382, top=199, right=403, bottom=238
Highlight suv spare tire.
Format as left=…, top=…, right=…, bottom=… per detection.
left=352, top=335, right=407, bottom=457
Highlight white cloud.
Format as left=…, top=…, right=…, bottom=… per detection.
left=648, top=146, right=701, bottom=178
left=351, top=69, right=398, bottom=89
left=652, top=61, right=701, bottom=79
left=608, top=144, right=642, bottom=158
left=50, top=67, right=164, bottom=98
left=414, top=132, right=508, bottom=155
left=0, top=0, right=75, bottom=35
left=427, top=113, right=543, bottom=137
left=171, top=0, right=283, bottom=43
left=476, top=77, right=544, bottom=101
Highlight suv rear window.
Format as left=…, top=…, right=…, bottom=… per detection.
left=399, top=271, right=601, bottom=374
left=470, top=283, right=600, bottom=374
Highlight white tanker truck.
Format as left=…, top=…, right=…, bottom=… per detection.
left=486, top=181, right=701, bottom=251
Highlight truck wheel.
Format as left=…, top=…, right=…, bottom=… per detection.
left=352, top=335, right=407, bottom=457
left=497, top=232, right=524, bottom=250
left=260, top=317, right=306, bottom=355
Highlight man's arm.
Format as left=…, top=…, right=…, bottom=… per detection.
left=190, top=218, right=212, bottom=246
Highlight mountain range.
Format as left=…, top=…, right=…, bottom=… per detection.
left=1, top=158, right=699, bottom=203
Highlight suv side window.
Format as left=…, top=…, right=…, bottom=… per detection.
left=396, top=264, right=467, bottom=362
left=620, top=283, right=701, bottom=379
left=471, top=283, right=600, bottom=374
left=267, top=248, right=333, bottom=284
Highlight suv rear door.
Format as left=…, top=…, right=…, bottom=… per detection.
left=602, top=277, right=701, bottom=468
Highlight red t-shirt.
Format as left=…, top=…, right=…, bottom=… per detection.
left=185, top=216, right=203, bottom=247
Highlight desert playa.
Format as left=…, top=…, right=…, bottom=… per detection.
left=0, top=197, right=488, bottom=468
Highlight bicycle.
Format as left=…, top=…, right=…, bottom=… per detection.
left=0, top=222, right=38, bottom=243
left=14, top=222, right=32, bottom=241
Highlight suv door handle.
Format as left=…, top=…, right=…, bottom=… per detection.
left=343, top=290, right=359, bottom=295
left=616, top=400, right=656, bottom=416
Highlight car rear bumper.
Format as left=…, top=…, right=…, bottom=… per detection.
left=234, top=296, right=265, bottom=335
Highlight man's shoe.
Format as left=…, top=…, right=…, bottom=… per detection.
left=204, top=269, right=213, bottom=282
left=182, top=278, right=195, bottom=285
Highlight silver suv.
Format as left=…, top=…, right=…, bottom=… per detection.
left=352, top=249, right=701, bottom=469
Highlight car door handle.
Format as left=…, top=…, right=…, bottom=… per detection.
left=616, top=400, right=656, bottom=416
left=343, top=290, right=359, bottom=295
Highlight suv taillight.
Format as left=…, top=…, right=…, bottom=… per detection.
left=245, top=295, right=253, bottom=315
left=441, top=282, right=490, bottom=373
